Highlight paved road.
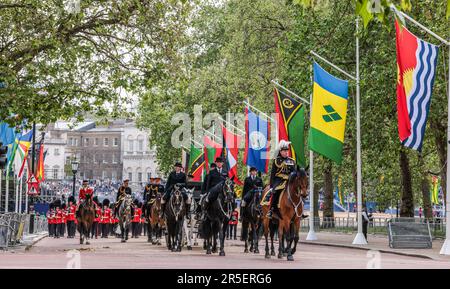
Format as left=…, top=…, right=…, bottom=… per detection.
left=1, top=235, right=449, bottom=269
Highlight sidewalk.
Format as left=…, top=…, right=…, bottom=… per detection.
left=21, top=232, right=48, bottom=249
left=298, top=231, right=450, bottom=261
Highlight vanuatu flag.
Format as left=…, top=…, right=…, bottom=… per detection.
left=309, top=62, right=349, bottom=164
left=274, top=87, right=306, bottom=167
left=188, top=144, right=205, bottom=181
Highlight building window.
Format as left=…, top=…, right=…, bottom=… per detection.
left=103, top=154, right=108, bottom=164
left=54, top=148, right=59, bottom=156
left=128, top=172, right=133, bottom=182
left=138, top=172, right=142, bottom=183
left=53, top=166, right=59, bottom=179
left=74, top=138, right=79, bottom=147
left=113, top=138, right=119, bottom=146
left=112, top=154, right=118, bottom=164
left=102, top=171, right=107, bottom=180
left=93, top=154, right=96, bottom=164
left=68, top=138, right=73, bottom=146
left=147, top=172, right=152, bottom=180
left=104, top=138, right=109, bottom=146
left=94, top=138, right=99, bottom=146
left=112, top=171, right=117, bottom=181
left=84, top=138, right=89, bottom=146
left=128, top=140, right=133, bottom=152
left=138, top=140, right=144, bottom=151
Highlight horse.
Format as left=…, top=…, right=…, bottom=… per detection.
left=261, top=188, right=279, bottom=258
left=164, top=184, right=186, bottom=252
left=147, top=192, right=165, bottom=245
left=77, top=196, right=95, bottom=245
left=182, top=187, right=197, bottom=250
left=118, top=194, right=133, bottom=243
left=200, top=177, right=235, bottom=256
left=271, top=167, right=308, bottom=261
left=241, top=187, right=263, bottom=254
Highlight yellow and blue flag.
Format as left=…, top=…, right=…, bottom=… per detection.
left=309, top=62, right=349, bottom=164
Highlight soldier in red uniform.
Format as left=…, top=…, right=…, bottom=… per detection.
left=91, top=196, right=101, bottom=239
left=131, top=199, right=141, bottom=238
left=60, top=203, right=67, bottom=237
left=101, top=199, right=111, bottom=238
left=54, top=200, right=63, bottom=239
left=227, top=208, right=239, bottom=240
left=66, top=196, right=76, bottom=238
left=76, top=180, right=94, bottom=217
left=47, top=203, right=55, bottom=237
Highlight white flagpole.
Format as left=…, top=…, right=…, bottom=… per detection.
left=441, top=45, right=450, bottom=255
left=14, top=173, right=18, bottom=213
left=307, top=62, right=317, bottom=241
left=271, top=80, right=311, bottom=104
left=5, top=169, right=9, bottom=213
left=218, top=117, right=246, bottom=135
left=18, top=174, right=23, bottom=213
left=0, top=170, right=2, bottom=212
left=352, top=17, right=367, bottom=245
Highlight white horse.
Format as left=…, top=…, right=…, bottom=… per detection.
left=182, top=188, right=198, bottom=250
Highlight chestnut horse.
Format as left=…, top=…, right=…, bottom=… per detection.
left=148, top=192, right=165, bottom=245
left=262, top=167, right=308, bottom=261
left=77, top=196, right=95, bottom=245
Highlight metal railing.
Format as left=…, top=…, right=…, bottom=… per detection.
left=300, top=217, right=446, bottom=239
left=0, top=213, right=48, bottom=250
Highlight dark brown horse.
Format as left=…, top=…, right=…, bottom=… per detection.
left=262, top=168, right=308, bottom=261
left=148, top=192, right=165, bottom=245
left=77, top=196, right=95, bottom=245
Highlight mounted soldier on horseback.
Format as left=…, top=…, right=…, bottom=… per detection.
left=76, top=180, right=96, bottom=245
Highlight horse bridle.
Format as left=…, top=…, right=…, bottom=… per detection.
left=170, top=186, right=183, bottom=221
left=286, top=172, right=308, bottom=219
left=218, top=179, right=234, bottom=219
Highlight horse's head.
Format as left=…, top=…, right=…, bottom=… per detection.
left=289, top=166, right=309, bottom=199
left=222, top=177, right=235, bottom=203
left=171, top=185, right=184, bottom=217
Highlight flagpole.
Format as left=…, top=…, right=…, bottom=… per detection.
left=0, top=169, right=2, bottom=212
left=218, top=117, right=245, bottom=135
left=352, top=17, right=367, bottom=245
left=441, top=44, right=450, bottom=255
left=271, top=80, right=311, bottom=104
left=5, top=168, right=9, bottom=213
left=307, top=63, right=317, bottom=241
left=242, top=101, right=276, bottom=122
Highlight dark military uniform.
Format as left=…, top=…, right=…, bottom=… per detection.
left=204, top=167, right=228, bottom=202
left=242, top=175, right=264, bottom=204
left=163, top=171, right=187, bottom=201
left=269, top=155, right=296, bottom=216
left=115, top=185, right=132, bottom=217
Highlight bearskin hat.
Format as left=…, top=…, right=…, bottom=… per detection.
left=103, top=198, right=110, bottom=207
left=68, top=196, right=76, bottom=204
left=53, top=199, right=62, bottom=208
left=133, top=199, right=139, bottom=206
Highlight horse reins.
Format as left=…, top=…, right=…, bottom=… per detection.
left=286, top=178, right=304, bottom=219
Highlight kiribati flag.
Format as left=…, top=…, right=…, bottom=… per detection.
left=244, top=107, right=270, bottom=174
left=396, top=19, right=439, bottom=151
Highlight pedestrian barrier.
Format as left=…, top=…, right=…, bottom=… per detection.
left=300, top=216, right=445, bottom=239
left=388, top=218, right=432, bottom=249
left=0, top=213, right=48, bottom=250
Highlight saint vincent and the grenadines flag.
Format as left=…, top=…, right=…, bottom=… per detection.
left=309, top=62, right=349, bottom=165
left=274, top=87, right=305, bottom=167
left=395, top=19, right=439, bottom=152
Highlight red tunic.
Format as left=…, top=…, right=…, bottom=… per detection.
left=132, top=208, right=142, bottom=223
left=101, top=208, right=112, bottom=224
left=67, top=205, right=76, bottom=221
left=79, top=187, right=94, bottom=202
left=229, top=211, right=238, bottom=225
left=94, top=207, right=102, bottom=222
left=55, top=209, right=63, bottom=224
left=47, top=210, right=55, bottom=224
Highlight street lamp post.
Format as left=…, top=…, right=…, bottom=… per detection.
left=71, top=160, right=79, bottom=198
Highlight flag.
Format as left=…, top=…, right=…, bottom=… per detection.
left=395, top=19, right=439, bottom=151
left=274, top=87, right=306, bottom=167
left=431, top=176, right=439, bottom=205
left=16, top=129, right=34, bottom=178
left=0, top=122, right=17, bottom=145
left=244, top=107, right=270, bottom=174
left=36, top=142, right=45, bottom=182
left=222, top=125, right=243, bottom=185
left=188, top=144, right=205, bottom=181
left=309, top=62, right=349, bottom=164
left=6, top=133, right=22, bottom=179
left=203, top=135, right=222, bottom=173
